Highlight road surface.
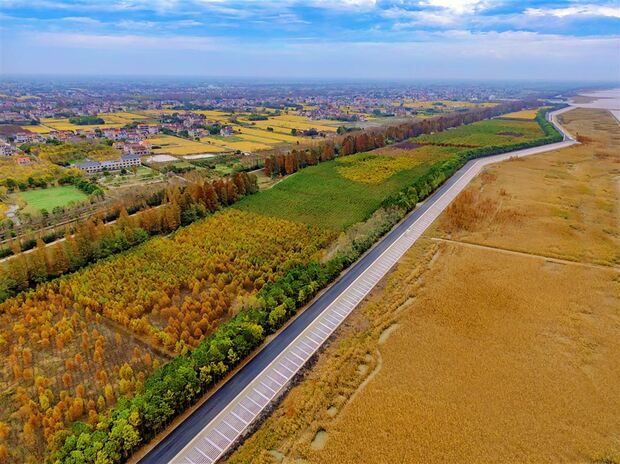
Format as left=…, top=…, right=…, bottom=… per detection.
left=139, top=109, right=577, bottom=464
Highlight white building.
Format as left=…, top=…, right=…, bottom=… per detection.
left=76, top=154, right=141, bottom=174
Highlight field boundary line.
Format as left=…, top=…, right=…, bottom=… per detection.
left=431, top=237, right=620, bottom=272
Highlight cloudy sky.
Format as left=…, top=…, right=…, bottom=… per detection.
left=1, top=0, right=619, bottom=81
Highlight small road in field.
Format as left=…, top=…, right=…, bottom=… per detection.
left=138, top=108, right=576, bottom=464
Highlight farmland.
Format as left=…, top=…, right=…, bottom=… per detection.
left=243, top=114, right=337, bottom=133
left=236, top=145, right=460, bottom=229
left=38, top=112, right=151, bottom=131
left=226, top=108, right=620, bottom=464
left=149, top=135, right=227, bottom=155
left=11, top=185, right=89, bottom=215
left=414, top=118, right=544, bottom=147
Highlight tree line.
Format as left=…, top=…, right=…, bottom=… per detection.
left=0, top=172, right=259, bottom=302
left=262, top=100, right=537, bottom=178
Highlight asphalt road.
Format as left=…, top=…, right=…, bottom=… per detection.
left=140, top=109, right=576, bottom=464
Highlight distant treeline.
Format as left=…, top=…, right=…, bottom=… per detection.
left=68, top=116, right=105, bottom=125
left=262, top=100, right=538, bottom=177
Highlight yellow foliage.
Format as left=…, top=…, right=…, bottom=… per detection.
left=336, top=155, right=420, bottom=184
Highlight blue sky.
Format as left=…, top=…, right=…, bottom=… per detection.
left=1, top=0, right=619, bottom=81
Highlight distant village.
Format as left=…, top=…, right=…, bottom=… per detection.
left=0, top=79, right=529, bottom=177
left=0, top=111, right=241, bottom=174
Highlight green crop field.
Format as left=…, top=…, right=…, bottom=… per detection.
left=414, top=119, right=544, bottom=148
left=235, top=147, right=459, bottom=229
left=14, top=185, right=89, bottom=214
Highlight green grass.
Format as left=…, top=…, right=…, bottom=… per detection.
left=214, top=164, right=234, bottom=175
left=15, top=185, right=89, bottom=214
left=414, top=119, right=544, bottom=148
left=235, top=147, right=459, bottom=230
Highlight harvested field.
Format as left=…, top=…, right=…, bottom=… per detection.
left=235, top=127, right=302, bottom=143
left=226, top=108, right=620, bottom=464
left=149, top=135, right=228, bottom=155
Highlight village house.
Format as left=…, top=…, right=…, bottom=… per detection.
left=16, top=156, right=32, bottom=166
left=124, top=142, right=151, bottom=156
left=14, top=132, right=35, bottom=144
left=220, top=125, right=234, bottom=137
left=76, top=153, right=142, bottom=174
left=0, top=143, right=16, bottom=157
left=102, top=128, right=121, bottom=140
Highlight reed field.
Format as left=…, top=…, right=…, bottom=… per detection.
left=226, top=108, right=620, bottom=464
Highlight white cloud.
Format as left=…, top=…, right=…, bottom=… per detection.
left=32, top=31, right=220, bottom=50
left=525, top=4, right=620, bottom=19
left=61, top=16, right=103, bottom=25
left=116, top=20, right=158, bottom=29
left=419, top=0, right=492, bottom=15
left=384, top=0, right=495, bottom=26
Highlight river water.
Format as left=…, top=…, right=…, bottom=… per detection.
left=570, top=88, right=620, bottom=122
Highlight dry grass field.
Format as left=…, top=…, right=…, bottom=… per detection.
left=226, top=108, right=620, bottom=464
left=499, top=107, right=549, bottom=120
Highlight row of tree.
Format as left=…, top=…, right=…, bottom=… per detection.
left=0, top=172, right=259, bottom=302
left=263, top=100, right=536, bottom=178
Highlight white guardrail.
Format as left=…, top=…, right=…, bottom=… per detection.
left=171, top=109, right=577, bottom=464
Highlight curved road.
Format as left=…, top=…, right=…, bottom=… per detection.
left=139, top=108, right=577, bottom=464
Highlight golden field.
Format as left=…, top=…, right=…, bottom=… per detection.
left=20, top=125, right=52, bottom=134
left=247, top=114, right=338, bottom=133
left=218, top=140, right=271, bottom=152
left=335, top=154, right=421, bottom=184
left=500, top=107, right=550, bottom=120
left=39, top=112, right=150, bottom=131
left=149, top=134, right=229, bottom=155
left=235, top=127, right=303, bottom=143
left=226, top=108, right=620, bottom=464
